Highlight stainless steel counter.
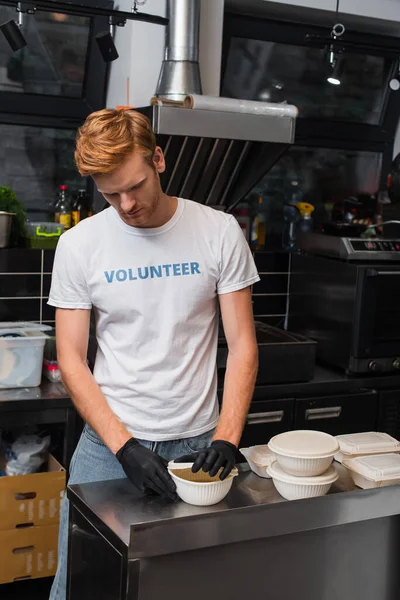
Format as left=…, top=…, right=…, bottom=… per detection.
left=68, top=467, right=400, bottom=600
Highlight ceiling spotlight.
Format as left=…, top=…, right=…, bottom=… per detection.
left=327, top=56, right=344, bottom=85
left=0, top=19, right=27, bottom=51
left=389, top=59, right=400, bottom=91
left=95, top=15, right=126, bottom=63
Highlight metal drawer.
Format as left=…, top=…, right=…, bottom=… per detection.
left=239, top=398, right=294, bottom=454
left=294, top=390, right=378, bottom=436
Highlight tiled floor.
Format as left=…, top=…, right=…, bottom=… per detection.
left=1, top=577, right=53, bottom=599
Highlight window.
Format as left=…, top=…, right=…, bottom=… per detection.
left=222, top=37, right=390, bottom=125
left=0, top=7, right=90, bottom=98
left=246, top=146, right=382, bottom=243
left=0, top=123, right=84, bottom=219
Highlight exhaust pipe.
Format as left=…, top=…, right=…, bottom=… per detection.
left=155, top=0, right=202, bottom=100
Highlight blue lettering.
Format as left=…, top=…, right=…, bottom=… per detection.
left=116, top=270, right=127, bottom=282
left=173, top=263, right=181, bottom=276
left=182, top=263, right=190, bottom=275
left=128, top=269, right=137, bottom=281
left=150, top=265, right=162, bottom=278
left=138, top=267, right=149, bottom=280
left=190, top=262, right=201, bottom=275
left=163, top=264, right=172, bottom=277
left=104, top=270, right=115, bottom=283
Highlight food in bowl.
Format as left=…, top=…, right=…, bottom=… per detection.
left=168, top=462, right=238, bottom=506
left=267, top=461, right=338, bottom=501
left=268, top=430, right=339, bottom=477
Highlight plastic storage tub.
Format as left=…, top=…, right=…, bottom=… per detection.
left=0, top=323, right=51, bottom=388
left=343, top=453, right=400, bottom=489
left=268, top=430, right=339, bottom=477
left=334, top=432, right=400, bottom=464
left=239, top=445, right=275, bottom=478
left=25, top=222, right=65, bottom=249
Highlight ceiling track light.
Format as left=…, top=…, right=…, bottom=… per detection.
left=389, top=58, right=400, bottom=91
left=327, top=22, right=345, bottom=85
left=0, top=1, right=34, bottom=51
left=95, top=15, right=126, bottom=63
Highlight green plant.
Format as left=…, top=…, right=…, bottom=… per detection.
left=0, top=186, right=26, bottom=246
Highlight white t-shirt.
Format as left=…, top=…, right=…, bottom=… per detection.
left=48, top=198, right=260, bottom=441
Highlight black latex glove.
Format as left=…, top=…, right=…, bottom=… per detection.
left=116, top=438, right=177, bottom=501
left=175, top=440, right=237, bottom=481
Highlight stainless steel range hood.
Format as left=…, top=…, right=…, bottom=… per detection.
left=138, top=0, right=297, bottom=211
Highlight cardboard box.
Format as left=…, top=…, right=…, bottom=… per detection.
left=0, top=524, right=59, bottom=583
left=0, top=455, right=66, bottom=530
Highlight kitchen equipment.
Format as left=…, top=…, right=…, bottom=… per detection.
left=342, top=453, right=400, bottom=489
left=267, top=461, right=338, bottom=500
left=168, top=462, right=238, bottom=506
left=335, top=432, right=400, bottom=464
left=0, top=322, right=51, bottom=388
left=25, top=222, right=65, bottom=249
left=218, top=322, right=316, bottom=385
left=0, top=212, right=15, bottom=248
left=268, top=430, right=339, bottom=476
left=290, top=246, right=400, bottom=374
left=239, top=445, right=274, bottom=478
left=320, top=222, right=368, bottom=237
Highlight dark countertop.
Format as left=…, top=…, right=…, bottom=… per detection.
left=0, top=380, right=72, bottom=411
left=68, top=463, right=400, bottom=558
left=253, top=363, right=400, bottom=400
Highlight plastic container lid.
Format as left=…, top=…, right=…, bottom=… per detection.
left=240, top=445, right=274, bottom=466
left=336, top=432, right=400, bottom=456
left=267, top=461, right=338, bottom=485
left=0, top=322, right=52, bottom=334
left=268, top=430, right=339, bottom=459
left=343, top=454, right=400, bottom=482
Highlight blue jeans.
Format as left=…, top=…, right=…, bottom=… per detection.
left=49, top=424, right=214, bottom=600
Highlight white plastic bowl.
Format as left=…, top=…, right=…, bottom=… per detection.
left=268, top=430, right=339, bottom=477
left=267, top=461, right=338, bottom=501
left=168, top=462, right=238, bottom=506
left=239, top=445, right=274, bottom=478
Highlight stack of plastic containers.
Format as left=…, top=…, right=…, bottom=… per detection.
left=266, top=430, right=339, bottom=501
left=335, top=432, right=400, bottom=489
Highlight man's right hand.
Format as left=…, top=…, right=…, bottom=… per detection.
left=116, top=438, right=177, bottom=501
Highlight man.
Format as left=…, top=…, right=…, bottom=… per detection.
left=48, top=108, right=259, bottom=600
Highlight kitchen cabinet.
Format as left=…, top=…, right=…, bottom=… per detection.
left=378, top=390, right=400, bottom=441
left=339, top=0, right=400, bottom=21
left=294, top=390, right=378, bottom=435
left=239, top=398, right=294, bottom=449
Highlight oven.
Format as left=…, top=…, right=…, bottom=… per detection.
left=289, top=235, right=400, bottom=374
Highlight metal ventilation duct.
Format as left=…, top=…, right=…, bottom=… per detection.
left=143, top=0, right=298, bottom=210
left=155, top=0, right=202, bottom=100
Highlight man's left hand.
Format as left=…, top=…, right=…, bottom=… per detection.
left=175, top=440, right=237, bottom=481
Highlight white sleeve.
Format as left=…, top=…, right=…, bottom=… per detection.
left=48, top=234, right=92, bottom=309
left=217, top=216, right=260, bottom=295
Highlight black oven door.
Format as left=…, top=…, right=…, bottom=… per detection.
left=354, top=266, right=400, bottom=358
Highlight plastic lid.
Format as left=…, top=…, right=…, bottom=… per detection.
left=336, top=432, right=400, bottom=456
left=240, top=445, right=274, bottom=466
left=343, top=454, right=400, bottom=482
left=268, top=430, right=339, bottom=459
left=0, top=321, right=53, bottom=333
left=267, top=461, right=338, bottom=485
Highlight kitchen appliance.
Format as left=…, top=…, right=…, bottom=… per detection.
left=217, top=322, right=316, bottom=384
left=290, top=233, right=400, bottom=374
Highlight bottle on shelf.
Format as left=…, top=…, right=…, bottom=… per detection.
left=72, top=189, right=92, bottom=226
left=55, top=185, right=72, bottom=230
left=251, top=196, right=266, bottom=250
